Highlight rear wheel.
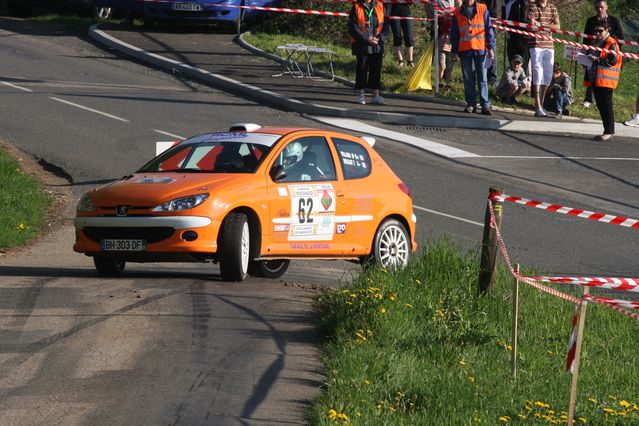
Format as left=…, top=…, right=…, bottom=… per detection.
left=93, top=256, right=126, bottom=276
left=248, top=260, right=290, bottom=278
left=219, top=213, right=250, bottom=282
left=369, top=219, right=410, bottom=269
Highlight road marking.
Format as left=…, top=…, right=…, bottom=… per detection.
left=479, top=156, right=639, bottom=161
left=154, top=129, right=185, bottom=140
left=413, top=204, right=483, bottom=227
left=49, top=97, right=130, bottom=123
left=310, top=116, right=479, bottom=158
left=1, top=81, right=33, bottom=92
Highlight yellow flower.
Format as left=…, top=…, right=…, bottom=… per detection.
left=588, top=398, right=597, bottom=403
left=389, top=295, right=396, bottom=301
left=328, top=409, right=337, bottom=419
left=415, top=279, right=422, bottom=285
left=379, top=307, right=386, bottom=314
left=578, top=418, right=587, bottom=423
left=620, top=400, right=631, bottom=408
left=459, top=360, right=466, bottom=366
left=405, top=303, right=413, bottom=309
left=517, top=414, right=526, bottom=419
left=345, top=301, right=353, bottom=305
left=474, top=417, right=481, bottom=423
left=507, top=345, right=512, bottom=351
left=355, top=330, right=367, bottom=341
left=17, top=223, right=27, bottom=230
left=356, top=412, right=361, bottom=417
left=603, top=408, right=616, bottom=414
left=468, top=376, right=475, bottom=382
left=499, top=416, right=510, bottom=422
left=535, top=401, right=550, bottom=409
left=609, top=395, right=617, bottom=401
left=364, top=379, right=370, bottom=385
left=337, top=413, right=349, bottom=421
left=547, top=350, right=554, bottom=355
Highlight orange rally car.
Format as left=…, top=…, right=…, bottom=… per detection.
left=73, top=123, right=417, bottom=281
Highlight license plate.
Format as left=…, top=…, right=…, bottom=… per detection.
left=101, top=239, right=147, bottom=251
left=171, top=3, right=203, bottom=11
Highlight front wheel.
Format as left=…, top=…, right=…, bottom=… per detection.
left=218, top=213, right=250, bottom=282
left=93, top=256, right=125, bottom=276
left=369, top=219, right=410, bottom=269
left=248, top=260, right=290, bottom=278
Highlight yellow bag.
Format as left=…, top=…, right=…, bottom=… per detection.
left=402, top=42, right=434, bottom=92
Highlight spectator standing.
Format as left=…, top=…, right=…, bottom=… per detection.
left=438, top=9, right=455, bottom=86
left=451, top=0, right=496, bottom=115
left=543, top=62, right=573, bottom=117
left=495, top=54, right=530, bottom=103
left=583, top=20, right=621, bottom=141
left=527, top=0, right=560, bottom=117
left=582, top=0, right=623, bottom=108
left=389, top=2, right=414, bottom=67
left=623, top=92, right=639, bottom=127
left=502, top=0, right=529, bottom=68
left=348, top=0, right=389, bottom=105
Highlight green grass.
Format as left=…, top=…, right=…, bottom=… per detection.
left=310, top=239, right=639, bottom=425
left=0, top=149, right=50, bottom=249
left=244, top=31, right=639, bottom=121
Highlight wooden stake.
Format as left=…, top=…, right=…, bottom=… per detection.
left=511, top=264, right=520, bottom=378
left=479, top=186, right=503, bottom=293
left=567, top=287, right=589, bottom=426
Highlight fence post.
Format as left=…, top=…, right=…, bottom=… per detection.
left=567, top=287, right=589, bottom=426
left=511, top=264, right=520, bottom=378
left=479, top=186, right=503, bottom=293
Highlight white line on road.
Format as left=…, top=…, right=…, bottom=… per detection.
left=49, top=97, right=130, bottom=123
left=479, top=156, right=639, bottom=161
left=309, top=116, right=479, bottom=158
left=1, top=81, right=33, bottom=92
left=154, top=129, right=185, bottom=140
left=413, top=204, right=482, bottom=227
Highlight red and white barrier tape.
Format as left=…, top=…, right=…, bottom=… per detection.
left=590, top=296, right=639, bottom=310
left=492, top=18, right=639, bottom=47
left=493, top=24, right=639, bottom=60
left=490, top=192, right=639, bottom=229
left=565, top=305, right=579, bottom=373
left=211, top=4, right=432, bottom=20
left=585, top=294, right=639, bottom=320
left=522, top=276, right=639, bottom=292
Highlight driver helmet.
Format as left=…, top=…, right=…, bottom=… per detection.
left=283, top=142, right=304, bottom=168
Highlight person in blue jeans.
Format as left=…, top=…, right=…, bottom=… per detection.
left=543, top=62, right=573, bottom=118
left=451, top=0, right=496, bottom=115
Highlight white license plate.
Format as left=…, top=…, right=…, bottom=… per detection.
left=101, top=239, right=147, bottom=251
left=171, top=3, right=203, bottom=11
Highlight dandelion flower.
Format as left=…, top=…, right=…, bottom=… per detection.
left=337, top=413, right=349, bottom=421
left=620, top=400, right=631, bottom=408
left=578, top=418, right=587, bottom=423
left=328, top=409, right=337, bottom=419
left=459, top=360, right=466, bottom=366
left=507, top=345, right=512, bottom=351
left=603, top=408, right=616, bottom=414
left=499, top=416, right=510, bottom=422
left=379, top=307, right=386, bottom=314
left=364, top=379, right=370, bottom=385
left=588, top=398, right=597, bottom=403
left=405, top=303, right=413, bottom=309
left=415, top=279, right=421, bottom=285
left=468, top=376, right=475, bottom=382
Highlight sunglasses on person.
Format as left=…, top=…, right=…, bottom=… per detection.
left=594, top=28, right=605, bottom=33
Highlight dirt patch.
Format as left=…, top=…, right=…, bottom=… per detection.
left=0, top=139, right=75, bottom=256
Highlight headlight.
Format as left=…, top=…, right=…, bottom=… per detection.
left=152, top=193, right=209, bottom=212
left=77, top=193, right=96, bottom=212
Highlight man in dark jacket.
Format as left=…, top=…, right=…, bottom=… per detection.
left=502, top=0, right=529, bottom=69
left=581, top=0, right=623, bottom=108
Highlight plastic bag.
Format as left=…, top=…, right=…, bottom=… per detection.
left=402, top=42, right=434, bottom=92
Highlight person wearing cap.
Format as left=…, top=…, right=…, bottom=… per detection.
left=543, top=62, right=573, bottom=118
left=581, top=0, right=623, bottom=108
left=583, top=20, right=621, bottom=141
left=495, top=54, right=530, bottom=103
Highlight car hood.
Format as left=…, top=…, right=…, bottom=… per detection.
left=89, top=173, right=241, bottom=206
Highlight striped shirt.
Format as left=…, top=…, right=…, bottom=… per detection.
left=526, top=1, right=559, bottom=49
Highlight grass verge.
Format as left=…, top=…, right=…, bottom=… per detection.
left=310, top=239, right=639, bottom=425
left=244, top=31, right=639, bottom=121
left=0, top=148, right=50, bottom=249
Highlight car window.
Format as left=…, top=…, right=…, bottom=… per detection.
left=332, top=138, right=372, bottom=180
left=138, top=142, right=269, bottom=173
left=274, top=136, right=336, bottom=182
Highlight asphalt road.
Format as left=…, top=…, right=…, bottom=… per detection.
left=1, top=17, right=639, bottom=424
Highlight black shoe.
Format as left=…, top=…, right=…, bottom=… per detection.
left=481, top=106, right=492, bottom=115
left=563, top=108, right=570, bottom=116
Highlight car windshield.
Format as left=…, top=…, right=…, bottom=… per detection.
left=137, top=141, right=271, bottom=173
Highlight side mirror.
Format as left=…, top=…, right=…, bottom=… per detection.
left=270, top=164, right=287, bottom=181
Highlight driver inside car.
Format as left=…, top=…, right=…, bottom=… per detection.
left=282, top=142, right=315, bottom=181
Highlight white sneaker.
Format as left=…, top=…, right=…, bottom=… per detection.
left=583, top=101, right=592, bottom=108
left=624, top=115, right=639, bottom=127
left=357, top=94, right=366, bottom=105
left=371, top=95, right=385, bottom=105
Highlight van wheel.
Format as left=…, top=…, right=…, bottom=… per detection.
left=94, top=256, right=125, bottom=276
left=369, top=219, right=410, bottom=269
left=219, top=213, right=250, bottom=282
left=248, top=260, right=290, bottom=278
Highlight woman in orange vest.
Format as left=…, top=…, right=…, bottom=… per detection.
left=584, top=20, right=622, bottom=141
left=348, top=0, right=389, bottom=105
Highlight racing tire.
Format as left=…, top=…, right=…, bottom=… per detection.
left=248, top=260, right=290, bottom=279
left=219, top=212, right=250, bottom=282
left=7, top=0, right=32, bottom=17
left=369, top=219, right=410, bottom=269
left=93, top=256, right=126, bottom=276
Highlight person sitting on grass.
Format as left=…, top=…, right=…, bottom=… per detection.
left=495, top=54, right=530, bottom=104
left=543, top=62, right=573, bottom=118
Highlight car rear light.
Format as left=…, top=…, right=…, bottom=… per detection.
left=398, top=182, right=411, bottom=197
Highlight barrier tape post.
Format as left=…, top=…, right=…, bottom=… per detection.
left=479, top=186, right=503, bottom=293
left=511, top=263, right=520, bottom=378
left=567, top=287, right=589, bottom=426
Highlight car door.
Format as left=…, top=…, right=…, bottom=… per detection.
left=264, top=135, right=349, bottom=256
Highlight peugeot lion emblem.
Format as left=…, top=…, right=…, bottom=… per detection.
left=116, top=205, right=130, bottom=216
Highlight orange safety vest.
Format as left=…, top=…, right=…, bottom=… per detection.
left=454, top=3, right=488, bottom=52
left=584, top=36, right=622, bottom=89
left=351, top=1, right=385, bottom=45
